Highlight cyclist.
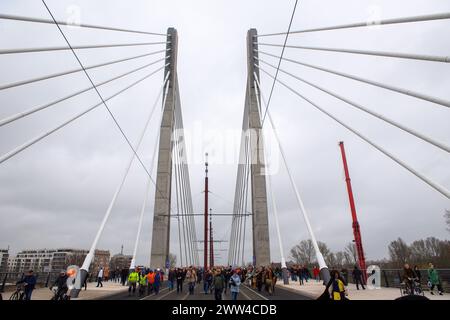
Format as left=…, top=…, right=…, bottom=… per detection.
left=16, top=270, right=36, bottom=300
left=402, top=264, right=417, bottom=294
left=51, top=270, right=69, bottom=300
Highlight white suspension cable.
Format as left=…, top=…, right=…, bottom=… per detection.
left=257, top=12, right=450, bottom=37
left=254, top=74, right=328, bottom=274
left=0, top=49, right=168, bottom=91
left=0, top=66, right=166, bottom=165
left=81, top=73, right=169, bottom=272
left=0, top=13, right=167, bottom=36
left=256, top=57, right=450, bottom=153
left=130, top=75, right=170, bottom=270
left=258, top=68, right=450, bottom=199
left=257, top=43, right=450, bottom=64
left=0, top=57, right=168, bottom=128
left=0, top=41, right=168, bottom=55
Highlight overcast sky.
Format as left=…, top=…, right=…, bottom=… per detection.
left=0, top=0, right=449, bottom=267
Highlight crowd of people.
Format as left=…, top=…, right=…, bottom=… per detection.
left=5, top=261, right=445, bottom=300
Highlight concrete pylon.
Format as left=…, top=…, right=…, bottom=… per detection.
left=246, top=28, right=271, bottom=267
left=150, top=28, right=178, bottom=270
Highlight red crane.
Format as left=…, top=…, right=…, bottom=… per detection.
left=339, top=141, right=367, bottom=281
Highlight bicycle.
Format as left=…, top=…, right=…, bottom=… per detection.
left=400, top=278, right=424, bottom=297
left=9, top=284, right=26, bottom=300
left=50, top=286, right=70, bottom=301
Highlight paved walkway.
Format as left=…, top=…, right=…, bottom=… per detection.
left=277, top=280, right=450, bottom=300
left=2, top=281, right=127, bottom=300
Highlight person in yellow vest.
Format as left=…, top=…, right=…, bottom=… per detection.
left=138, top=271, right=147, bottom=297
left=326, top=270, right=348, bottom=301
left=128, top=269, right=139, bottom=296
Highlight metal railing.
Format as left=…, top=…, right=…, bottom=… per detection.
left=342, top=269, right=450, bottom=291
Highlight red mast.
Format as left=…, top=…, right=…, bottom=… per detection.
left=209, top=209, right=214, bottom=268
left=204, top=153, right=209, bottom=271
left=339, top=141, right=367, bottom=281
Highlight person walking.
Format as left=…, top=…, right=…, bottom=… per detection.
left=168, top=268, right=176, bottom=291
left=96, top=267, right=104, bottom=288
left=138, top=271, right=147, bottom=297
left=154, top=268, right=162, bottom=295
left=213, top=269, right=225, bottom=300
left=313, top=266, right=320, bottom=282
left=352, top=265, right=365, bottom=290
left=264, top=267, right=274, bottom=295
left=176, top=268, right=184, bottom=293
left=146, top=270, right=155, bottom=295
left=186, top=268, right=196, bottom=295
left=127, top=269, right=139, bottom=296
left=428, top=263, right=443, bottom=296
left=230, top=270, right=241, bottom=301
left=204, top=269, right=213, bottom=294
left=17, top=270, right=37, bottom=301
left=121, top=268, right=128, bottom=286
left=325, top=270, right=347, bottom=301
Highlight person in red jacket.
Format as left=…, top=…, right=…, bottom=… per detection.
left=313, top=266, right=320, bottom=282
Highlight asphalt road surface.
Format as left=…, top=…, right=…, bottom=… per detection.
left=102, top=281, right=311, bottom=300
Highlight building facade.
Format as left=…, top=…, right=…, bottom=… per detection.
left=8, top=248, right=110, bottom=274
left=0, top=249, right=9, bottom=272
left=109, top=253, right=132, bottom=271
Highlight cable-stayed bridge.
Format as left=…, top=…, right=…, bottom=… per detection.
left=0, top=2, right=449, bottom=300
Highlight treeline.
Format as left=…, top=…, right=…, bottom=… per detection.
left=289, top=237, right=450, bottom=269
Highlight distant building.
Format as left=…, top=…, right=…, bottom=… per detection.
left=8, top=249, right=56, bottom=273
left=0, top=249, right=9, bottom=272
left=109, top=253, right=132, bottom=271
left=91, top=250, right=111, bottom=276
left=8, top=248, right=111, bottom=274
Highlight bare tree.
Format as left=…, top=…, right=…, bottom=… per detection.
left=335, top=251, right=346, bottom=268
left=344, top=242, right=357, bottom=266
left=388, top=238, right=411, bottom=267
left=168, top=253, right=177, bottom=268
left=289, top=240, right=315, bottom=265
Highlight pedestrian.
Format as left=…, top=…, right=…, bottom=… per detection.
left=154, top=268, right=162, bottom=295
left=213, top=269, right=225, bottom=300
left=313, top=266, right=320, bottom=282
left=138, top=271, right=147, bottom=297
left=256, top=267, right=263, bottom=292
left=264, top=267, right=274, bottom=295
left=17, top=270, right=36, bottom=301
left=176, top=268, right=184, bottom=293
left=186, top=268, right=196, bottom=295
left=127, top=269, right=139, bottom=295
left=204, top=269, right=213, bottom=294
left=427, top=263, right=443, bottom=295
left=146, top=270, right=155, bottom=294
left=96, top=267, right=104, bottom=287
left=325, top=270, right=347, bottom=301
left=230, top=270, right=241, bottom=301
left=121, top=268, right=128, bottom=286
left=352, top=265, right=365, bottom=290
left=104, top=267, right=109, bottom=282
left=413, top=265, right=422, bottom=283
left=168, top=268, right=176, bottom=291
